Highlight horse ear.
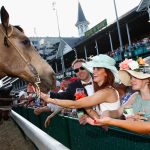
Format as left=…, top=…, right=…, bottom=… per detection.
left=0, top=6, right=9, bottom=28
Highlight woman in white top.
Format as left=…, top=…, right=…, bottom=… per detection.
left=95, top=87, right=120, bottom=115
left=40, top=54, right=120, bottom=119
left=86, top=58, right=150, bottom=134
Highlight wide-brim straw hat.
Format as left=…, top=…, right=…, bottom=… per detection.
left=119, top=70, right=150, bottom=86
left=82, top=54, right=120, bottom=83
left=119, top=56, right=150, bottom=86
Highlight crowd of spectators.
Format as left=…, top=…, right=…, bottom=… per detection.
left=107, top=36, right=150, bottom=59
left=13, top=39, right=150, bottom=135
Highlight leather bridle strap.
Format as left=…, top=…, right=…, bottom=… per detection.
left=0, top=25, right=41, bottom=84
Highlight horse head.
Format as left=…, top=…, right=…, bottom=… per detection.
left=0, top=6, right=56, bottom=92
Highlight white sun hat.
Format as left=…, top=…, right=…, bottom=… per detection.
left=82, top=54, right=120, bottom=83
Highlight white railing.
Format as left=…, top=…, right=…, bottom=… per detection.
left=11, top=110, right=70, bottom=150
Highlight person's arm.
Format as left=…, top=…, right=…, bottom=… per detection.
left=110, top=119, right=150, bottom=134
left=101, top=93, right=136, bottom=119
left=44, top=108, right=62, bottom=128
left=34, top=106, right=51, bottom=115
left=88, top=117, right=150, bottom=135
left=79, top=108, right=100, bottom=125
left=41, top=89, right=114, bottom=109
left=81, top=108, right=100, bottom=125
left=101, top=109, right=123, bottom=119
left=86, top=108, right=100, bottom=119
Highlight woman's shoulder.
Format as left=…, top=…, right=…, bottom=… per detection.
left=104, top=86, right=118, bottom=93
left=123, top=92, right=139, bottom=105
left=129, top=92, right=139, bottom=99
left=96, top=87, right=116, bottom=96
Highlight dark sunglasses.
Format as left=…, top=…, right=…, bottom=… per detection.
left=74, top=67, right=85, bottom=73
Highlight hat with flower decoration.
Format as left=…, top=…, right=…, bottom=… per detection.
left=119, top=57, right=150, bottom=86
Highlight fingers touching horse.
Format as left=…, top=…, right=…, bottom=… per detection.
left=0, top=6, right=56, bottom=92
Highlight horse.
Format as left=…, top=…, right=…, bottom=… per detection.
left=0, top=6, right=56, bottom=93
left=0, top=6, right=57, bottom=122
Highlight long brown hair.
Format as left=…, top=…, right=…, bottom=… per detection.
left=94, top=68, right=115, bottom=92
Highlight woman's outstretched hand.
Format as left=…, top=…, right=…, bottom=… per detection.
left=40, top=92, right=50, bottom=103
left=126, top=112, right=148, bottom=122
left=86, top=116, right=111, bottom=126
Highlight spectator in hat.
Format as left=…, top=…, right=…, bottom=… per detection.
left=40, top=54, right=120, bottom=120
left=99, top=58, right=150, bottom=121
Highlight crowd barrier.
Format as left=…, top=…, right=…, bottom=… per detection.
left=12, top=106, right=150, bottom=150
left=11, top=109, right=70, bottom=150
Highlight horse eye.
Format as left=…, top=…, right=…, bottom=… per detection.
left=22, top=39, right=31, bottom=46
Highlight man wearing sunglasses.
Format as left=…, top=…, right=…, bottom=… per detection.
left=49, top=59, right=94, bottom=100
left=34, top=59, right=94, bottom=121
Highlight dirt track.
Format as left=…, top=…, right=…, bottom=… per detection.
left=0, top=118, right=36, bottom=150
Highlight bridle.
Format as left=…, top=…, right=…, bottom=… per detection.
left=0, top=25, right=41, bottom=98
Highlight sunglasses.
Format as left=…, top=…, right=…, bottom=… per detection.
left=74, top=67, right=85, bottom=73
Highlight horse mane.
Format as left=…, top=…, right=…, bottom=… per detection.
left=14, top=25, right=24, bottom=33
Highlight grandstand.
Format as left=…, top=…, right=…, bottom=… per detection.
left=31, top=3, right=150, bottom=78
